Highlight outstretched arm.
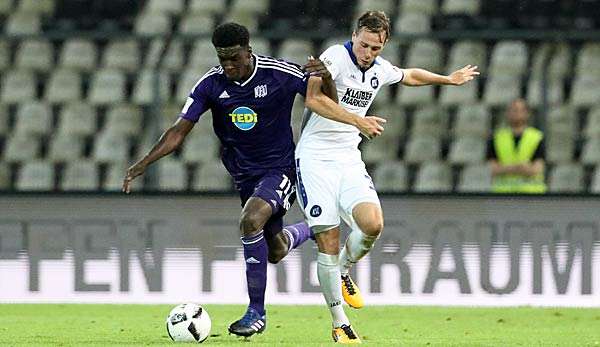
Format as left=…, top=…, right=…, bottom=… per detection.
left=122, top=117, right=194, bottom=193
left=304, top=76, right=385, bottom=138
left=402, top=65, right=479, bottom=86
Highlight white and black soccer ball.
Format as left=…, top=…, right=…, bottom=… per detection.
left=166, top=303, right=211, bottom=343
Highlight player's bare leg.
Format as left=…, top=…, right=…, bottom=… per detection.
left=339, top=202, right=384, bottom=309
left=229, top=197, right=272, bottom=337
left=315, top=226, right=361, bottom=344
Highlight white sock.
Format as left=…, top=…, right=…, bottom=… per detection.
left=339, top=229, right=378, bottom=276
left=317, top=252, right=350, bottom=328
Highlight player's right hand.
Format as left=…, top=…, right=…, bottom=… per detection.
left=358, top=116, right=386, bottom=139
left=122, top=162, right=146, bottom=194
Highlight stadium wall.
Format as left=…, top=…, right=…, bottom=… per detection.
left=1, top=195, right=599, bottom=307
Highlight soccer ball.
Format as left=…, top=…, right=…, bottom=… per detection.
left=166, top=303, right=211, bottom=343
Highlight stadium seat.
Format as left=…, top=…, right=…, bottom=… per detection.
left=545, top=134, right=574, bottom=164
left=394, top=13, right=431, bottom=34
left=179, top=14, right=215, bottom=35
left=575, top=43, right=600, bottom=77
left=60, top=161, right=99, bottom=191
left=457, top=163, right=491, bottom=192
left=104, top=104, right=143, bottom=136
left=404, top=135, right=441, bottom=164
left=446, top=40, right=487, bottom=74
left=381, top=38, right=400, bottom=65
left=145, top=0, right=184, bottom=15
left=590, top=166, right=600, bottom=193
left=57, top=103, right=97, bottom=136
left=192, top=161, right=232, bottom=192
left=278, top=39, right=314, bottom=65
left=400, top=0, right=438, bottom=15
left=362, top=136, right=401, bottom=166
left=16, top=161, right=54, bottom=191
left=0, top=40, right=8, bottom=71
left=546, top=105, right=576, bottom=138
left=47, top=135, right=85, bottom=163
left=5, top=12, right=41, bottom=35
left=482, top=75, right=521, bottom=107
left=410, top=106, right=449, bottom=138
left=14, top=101, right=52, bottom=136
left=570, top=74, right=600, bottom=108
left=157, top=159, right=188, bottom=191
left=489, top=40, right=528, bottom=77
left=102, top=39, right=140, bottom=72
left=176, top=67, right=204, bottom=102
left=0, top=0, right=13, bottom=15
left=398, top=84, right=434, bottom=106
left=222, top=10, right=259, bottom=34
left=45, top=69, right=82, bottom=103
left=3, top=134, right=40, bottom=162
left=132, top=69, right=171, bottom=105
left=526, top=77, right=564, bottom=108
left=356, top=0, right=395, bottom=15
left=230, top=0, right=269, bottom=14
left=104, top=162, right=142, bottom=191
left=59, top=38, right=97, bottom=71
left=584, top=106, right=600, bottom=138
left=414, top=162, right=452, bottom=192
left=0, top=162, right=10, bottom=190
left=1, top=69, right=36, bottom=104
left=439, top=79, right=478, bottom=106
left=145, top=39, right=184, bottom=71
left=548, top=163, right=584, bottom=193
left=93, top=131, right=129, bottom=164
left=251, top=38, right=271, bottom=56
left=530, top=43, right=571, bottom=80
left=88, top=69, right=126, bottom=105
left=15, top=39, right=53, bottom=71
left=581, top=138, right=600, bottom=165
left=405, top=39, right=443, bottom=72
left=372, top=161, right=408, bottom=192
left=182, top=133, right=220, bottom=164
left=135, top=11, right=171, bottom=35
left=187, top=39, right=219, bottom=70
left=452, top=104, right=490, bottom=139
left=441, top=0, right=481, bottom=15
left=18, top=0, right=55, bottom=16
left=188, top=0, right=226, bottom=15
left=0, top=104, right=8, bottom=135
left=448, top=136, right=486, bottom=164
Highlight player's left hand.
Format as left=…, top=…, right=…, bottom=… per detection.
left=302, top=56, right=331, bottom=79
left=449, top=65, right=480, bottom=85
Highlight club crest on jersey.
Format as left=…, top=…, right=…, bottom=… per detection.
left=229, top=106, right=258, bottom=131
left=370, top=76, right=379, bottom=89
left=254, top=84, right=268, bottom=98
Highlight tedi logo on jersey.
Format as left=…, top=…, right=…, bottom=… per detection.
left=229, top=106, right=258, bottom=131
left=340, top=88, right=373, bottom=108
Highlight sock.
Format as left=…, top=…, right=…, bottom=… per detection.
left=339, top=229, right=378, bottom=276
left=317, top=252, right=350, bottom=328
left=282, top=221, right=312, bottom=251
left=241, top=230, right=268, bottom=316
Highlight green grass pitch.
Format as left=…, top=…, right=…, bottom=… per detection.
left=1, top=304, right=599, bottom=346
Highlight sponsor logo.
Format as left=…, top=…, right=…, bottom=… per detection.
left=370, top=76, right=379, bottom=89
left=340, top=88, right=373, bottom=108
left=229, top=106, right=258, bottom=131
left=310, top=205, right=322, bottom=217
left=254, top=84, right=268, bottom=98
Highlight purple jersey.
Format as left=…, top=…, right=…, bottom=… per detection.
left=180, top=55, right=308, bottom=183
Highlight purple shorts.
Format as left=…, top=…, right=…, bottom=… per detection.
left=236, top=167, right=297, bottom=219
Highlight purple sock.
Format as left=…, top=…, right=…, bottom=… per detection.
left=241, top=231, right=268, bottom=316
left=282, top=221, right=313, bottom=251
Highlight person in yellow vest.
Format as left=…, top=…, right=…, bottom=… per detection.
left=487, top=98, right=547, bottom=193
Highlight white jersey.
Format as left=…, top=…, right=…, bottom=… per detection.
left=296, top=42, right=404, bottom=161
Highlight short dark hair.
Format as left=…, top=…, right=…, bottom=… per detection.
left=212, top=22, right=250, bottom=48
left=356, top=11, right=391, bottom=43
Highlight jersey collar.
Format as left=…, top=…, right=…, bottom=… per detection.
left=343, top=41, right=378, bottom=72
left=233, top=54, right=259, bottom=87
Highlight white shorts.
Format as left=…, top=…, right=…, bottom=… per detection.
left=295, top=157, right=380, bottom=230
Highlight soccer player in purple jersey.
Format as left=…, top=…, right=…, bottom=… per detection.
left=122, top=23, right=385, bottom=338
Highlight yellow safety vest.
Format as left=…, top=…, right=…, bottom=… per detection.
left=492, top=127, right=547, bottom=193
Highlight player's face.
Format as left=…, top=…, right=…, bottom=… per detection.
left=351, top=29, right=387, bottom=69
left=216, top=46, right=253, bottom=81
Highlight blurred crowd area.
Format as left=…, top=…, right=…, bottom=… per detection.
left=0, top=0, right=600, bottom=193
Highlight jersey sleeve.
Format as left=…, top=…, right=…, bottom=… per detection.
left=284, top=61, right=309, bottom=97
left=319, top=45, right=345, bottom=80
left=179, top=74, right=213, bottom=123
left=383, top=62, right=405, bottom=85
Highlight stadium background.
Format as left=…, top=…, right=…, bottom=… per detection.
left=1, top=1, right=600, bottom=344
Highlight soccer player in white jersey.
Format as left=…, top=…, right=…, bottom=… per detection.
left=297, top=11, right=479, bottom=343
